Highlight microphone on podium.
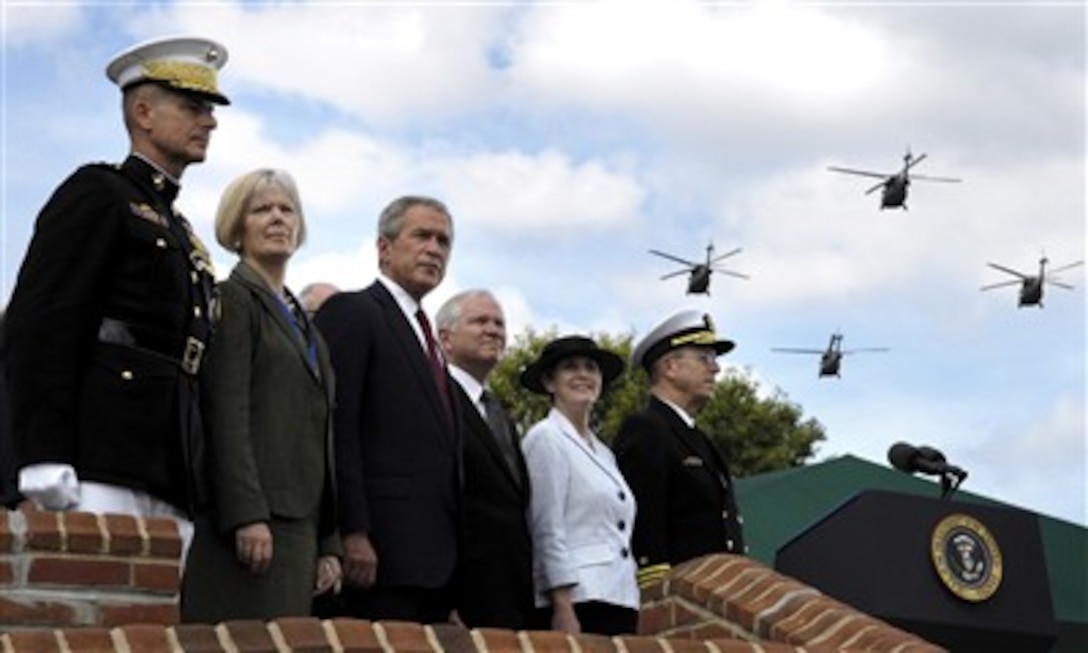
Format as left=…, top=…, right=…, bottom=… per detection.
left=887, top=442, right=967, bottom=498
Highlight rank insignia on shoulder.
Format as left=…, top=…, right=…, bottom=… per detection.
left=129, top=202, right=166, bottom=226
left=682, top=456, right=704, bottom=467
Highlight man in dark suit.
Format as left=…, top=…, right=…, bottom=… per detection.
left=436, top=289, right=533, bottom=629
left=614, top=310, right=747, bottom=590
left=1, top=37, right=229, bottom=547
left=314, top=195, right=459, bottom=623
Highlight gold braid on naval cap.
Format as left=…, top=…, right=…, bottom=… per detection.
left=142, top=59, right=220, bottom=97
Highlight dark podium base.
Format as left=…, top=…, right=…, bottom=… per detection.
left=776, top=490, right=1056, bottom=653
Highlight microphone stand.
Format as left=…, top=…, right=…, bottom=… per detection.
left=939, top=468, right=967, bottom=499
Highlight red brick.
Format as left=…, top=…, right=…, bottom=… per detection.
left=685, top=621, right=742, bottom=641
left=473, top=628, right=523, bottom=653
left=661, top=640, right=713, bottom=653
left=0, top=509, right=13, bottom=552
left=378, top=620, right=432, bottom=653
left=274, top=616, right=334, bottom=653
left=431, top=622, right=475, bottom=653
left=144, top=517, right=182, bottom=559
left=0, top=559, right=14, bottom=585
left=4, top=630, right=63, bottom=652
left=615, top=635, right=664, bottom=653
left=132, top=560, right=181, bottom=593
left=636, top=602, right=673, bottom=635
left=116, top=623, right=172, bottom=653
left=523, top=629, right=574, bottom=653
left=328, top=618, right=383, bottom=653
left=61, top=628, right=116, bottom=653
left=219, top=619, right=278, bottom=653
left=573, top=632, right=614, bottom=653
left=173, top=623, right=227, bottom=653
left=99, top=600, right=179, bottom=627
left=24, top=510, right=63, bottom=551
left=476, top=626, right=526, bottom=653
left=0, top=595, right=81, bottom=626
left=27, top=555, right=129, bottom=588
left=63, top=511, right=105, bottom=553
left=103, top=513, right=144, bottom=555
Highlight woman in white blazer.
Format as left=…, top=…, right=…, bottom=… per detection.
left=520, top=335, right=639, bottom=636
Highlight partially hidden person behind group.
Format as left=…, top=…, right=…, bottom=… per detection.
left=1, top=36, right=230, bottom=554
left=299, top=282, right=340, bottom=318
left=614, top=310, right=747, bottom=591
left=314, top=195, right=460, bottom=623
left=179, top=169, right=342, bottom=622
left=436, top=289, right=534, bottom=630
left=520, top=335, right=639, bottom=636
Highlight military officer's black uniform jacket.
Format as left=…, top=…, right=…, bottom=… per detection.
left=2, top=154, right=215, bottom=513
left=614, top=395, right=745, bottom=587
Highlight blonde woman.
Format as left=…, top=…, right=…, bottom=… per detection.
left=181, top=169, right=340, bottom=621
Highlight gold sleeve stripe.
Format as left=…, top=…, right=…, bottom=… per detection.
left=637, top=563, right=672, bottom=589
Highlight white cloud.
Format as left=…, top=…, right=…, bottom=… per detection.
left=3, top=4, right=83, bottom=46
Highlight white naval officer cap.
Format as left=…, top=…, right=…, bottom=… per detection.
left=106, top=36, right=230, bottom=105
left=632, top=309, right=735, bottom=371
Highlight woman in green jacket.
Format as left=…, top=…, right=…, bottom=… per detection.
left=181, top=169, right=341, bottom=622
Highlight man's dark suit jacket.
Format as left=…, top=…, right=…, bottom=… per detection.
left=452, top=382, right=533, bottom=629
left=614, top=395, right=745, bottom=572
left=314, top=281, right=461, bottom=590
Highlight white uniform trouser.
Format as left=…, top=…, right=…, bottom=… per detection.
left=19, top=463, right=194, bottom=567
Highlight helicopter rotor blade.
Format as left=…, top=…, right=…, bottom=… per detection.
left=649, top=249, right=698, bottom=267
left=828, top=166, right=888, bottom=180
left=986, top=262, right=1028, bottom=279
left=660, top=269, right=690, bottom=281
left=911, top=173, right=962, bottom=184
left=903, top=152, right=928, bottom=172
left=709, top=247, right=742, bottom=264
left=864, top=179, right=888, bottom=195
left=980, top=279, right=1023, bottom=291
left=1044, top=279, right=1076, bottom=290
left=842, top=348, right=890, bottom=355
left=713, top=269, right=750, bottom=280
left=1048, top=260, right=1084, bottom=275
left=771, top=348, right=824, bottom=355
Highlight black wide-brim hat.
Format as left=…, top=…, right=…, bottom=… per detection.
left=519, top=335, right=625, bottom=395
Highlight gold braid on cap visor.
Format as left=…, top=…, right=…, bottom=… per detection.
left=142, top=60, right=219, bottom=96
left=669, top=330, right=718, bottom=348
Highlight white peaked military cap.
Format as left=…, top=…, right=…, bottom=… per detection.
left=106, top=36, right=230, bottom=105
left=632, top=309, right=735, bottom=371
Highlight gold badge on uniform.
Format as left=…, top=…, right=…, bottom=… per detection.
left=129, top=202, right=166, bottom=226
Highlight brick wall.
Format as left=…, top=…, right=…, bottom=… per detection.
left=0, top=508, right=945, bottom=652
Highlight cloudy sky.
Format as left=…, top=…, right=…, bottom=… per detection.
left=2, top=2, right=1084, bottom=526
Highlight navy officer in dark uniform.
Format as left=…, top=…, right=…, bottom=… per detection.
left=614, top=310, right=747, bottom=589
left=1, top=36, right=230, bottom=557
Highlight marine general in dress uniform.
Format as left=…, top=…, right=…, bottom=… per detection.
left=1, top=36, right=230, bottom=552
left=613, top=310, right=747, bottom=589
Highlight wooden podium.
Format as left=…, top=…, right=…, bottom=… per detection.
left=776, top=489, right=1057, bottom=652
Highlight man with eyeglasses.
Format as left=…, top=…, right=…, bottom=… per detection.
left=614, top=310, right=747, bottom=589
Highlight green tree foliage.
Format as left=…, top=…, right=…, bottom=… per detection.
left=490, top=328, right=825, bottom=478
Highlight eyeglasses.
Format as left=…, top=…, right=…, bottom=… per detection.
left=672, top=349, right=718, bottom=366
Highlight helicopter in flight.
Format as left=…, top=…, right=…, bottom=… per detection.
left=980, top=256, right=1084, bottom=308
left=649, top=243, right=749, bottom=295
left=828, top=148, right=961, bottom=210
left=772, top=332, right=888, bottom=378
